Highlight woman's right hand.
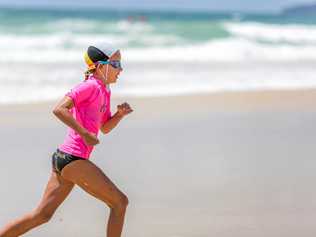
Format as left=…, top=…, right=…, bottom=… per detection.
left=81, top=131, right=100, bottom=146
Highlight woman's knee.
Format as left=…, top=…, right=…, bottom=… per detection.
left=112, top=193, right=129, bottom=211
left=120, top=193, right=129, bottom=207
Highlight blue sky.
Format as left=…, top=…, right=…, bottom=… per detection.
left=0, top=0, right=313, bottom=12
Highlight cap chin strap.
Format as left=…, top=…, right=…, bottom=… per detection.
left=105, top=64, right=109, bottom=82
left=99, top=64, right=109, bottom=83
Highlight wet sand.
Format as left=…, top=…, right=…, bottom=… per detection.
left=1, top=89, right=316, bottom=237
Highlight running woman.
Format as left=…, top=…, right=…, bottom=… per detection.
left=0, top=44, right=133, bottom=237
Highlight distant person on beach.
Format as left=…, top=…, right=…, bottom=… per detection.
left=0, top=44, right=133, bottom=237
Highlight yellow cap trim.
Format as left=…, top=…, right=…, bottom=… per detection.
left=84, top=52, right=94, bottom=66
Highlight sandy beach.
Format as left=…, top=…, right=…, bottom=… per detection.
left=1, top=89, right=316, bottom=237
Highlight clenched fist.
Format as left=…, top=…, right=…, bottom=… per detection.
left=117, top=102, right=133, bottom=117
left=82, top=131, right=100, bottom=146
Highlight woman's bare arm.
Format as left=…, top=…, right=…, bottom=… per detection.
left=100, top=102, right=133, bottom=134
left=52, top=96, right=99, bottom=145
left=100, top=112, right=124, bottom=134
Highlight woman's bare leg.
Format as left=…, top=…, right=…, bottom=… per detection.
left=0, top=171, right=74, bottom=237
left=61, top=159, right=128, bottom=237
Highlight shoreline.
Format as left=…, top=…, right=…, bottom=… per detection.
left=1, top=88, right=316, bottom=125
left=1, top=88, right=316, bottom=111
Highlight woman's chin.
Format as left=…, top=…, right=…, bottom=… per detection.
left=109, top=79, right=118, bottom=84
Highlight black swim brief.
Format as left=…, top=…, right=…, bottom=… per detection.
left=52, top=149, right=85, bottom=174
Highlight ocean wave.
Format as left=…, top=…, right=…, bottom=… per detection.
left=225, top=21, right=316, bottom=44
left=120, top=39, right=316, bottom=62
left=116, top=20, right=154, bottom=33
left=0, top=31, right=183, bottom=51
left=45, top=18, right=100, bottom=32
left=44, top=19, right=155, bottom=34
left=2, top=64, right=316, bottom=104
left=2, top=37, right=316, bottom=63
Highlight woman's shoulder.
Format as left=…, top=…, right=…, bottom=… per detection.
left=68, top=79, right=99, bottom=99
left=75, top=79, right=99, bottom=90
left=82, top=78, right=98, bottom=85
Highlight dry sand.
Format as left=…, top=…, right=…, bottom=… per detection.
left=1, top=89, right=316, bottom=237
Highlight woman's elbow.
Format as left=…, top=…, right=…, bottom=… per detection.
left=52, top=107, right=63, bottom=117
left=101, top=127, right=111, bottom=134
left=53, top=96, right=74, bottom=117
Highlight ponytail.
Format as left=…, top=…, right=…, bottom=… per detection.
left=84, top=70, right=90, bottom=80
left=84, top=67, right=96, bottom=80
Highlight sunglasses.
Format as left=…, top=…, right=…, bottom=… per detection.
left=98, top=60, right=122, bottom=69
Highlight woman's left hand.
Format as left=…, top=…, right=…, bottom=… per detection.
left=117, top=102, right=133, bottom=117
